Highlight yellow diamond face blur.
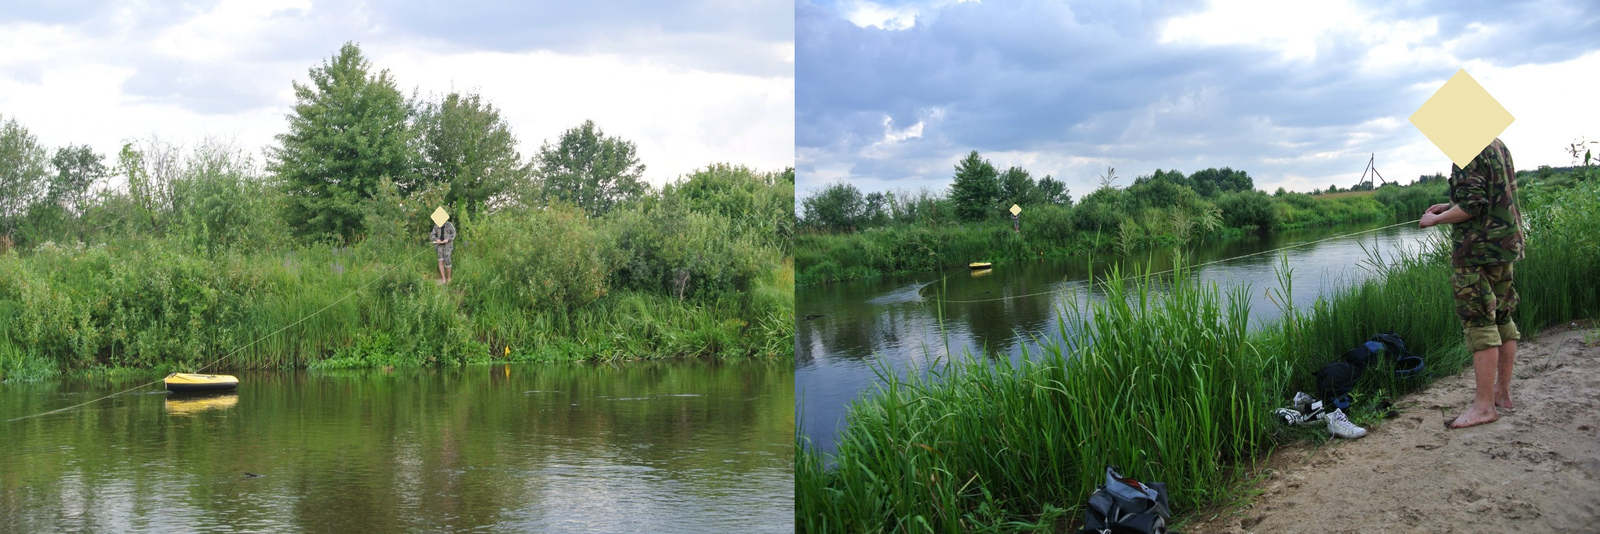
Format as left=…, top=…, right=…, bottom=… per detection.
left=1408, top=69, right=1515, bottom=168
left=1009, top=204, right=1021, bottom=216
left=431, top=207, right=449, bottom=226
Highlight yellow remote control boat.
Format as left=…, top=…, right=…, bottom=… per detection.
left=165, top=373, right=239, bottom=393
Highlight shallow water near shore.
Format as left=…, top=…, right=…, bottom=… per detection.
left=1, top=361, right=793, bottom=533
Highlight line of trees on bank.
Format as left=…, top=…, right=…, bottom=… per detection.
left=794, top=150, right=1481, bottom=285
left=798, top=149, right=1365, bottom=235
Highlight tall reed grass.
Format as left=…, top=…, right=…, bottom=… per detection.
left=0, top=233, right=791, bottom=378
left=796, top=179, right=1600, bottom=532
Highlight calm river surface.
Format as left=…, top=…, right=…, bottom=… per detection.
left=1, top=361, right=792, bottom=533
left=798, top=221, right=1437, bottom=454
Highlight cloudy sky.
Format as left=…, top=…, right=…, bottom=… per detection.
left=797, top=0, right=1600, bottom=201
left=0, top=0, right=793, bottom=187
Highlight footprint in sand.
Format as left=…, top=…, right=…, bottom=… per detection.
left=1499, top=499, right=1542, bottom=520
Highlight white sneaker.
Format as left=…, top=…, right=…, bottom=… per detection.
left=1326, top=408, right=1367, bottom=439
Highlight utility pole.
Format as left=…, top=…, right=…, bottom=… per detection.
left=1358, top=153, right=1387, bottom=189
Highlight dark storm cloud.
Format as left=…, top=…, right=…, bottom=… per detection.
left=796, top=0, right=1597, bottom=197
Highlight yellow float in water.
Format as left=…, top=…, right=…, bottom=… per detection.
left=165, top=373, right=239, bottom=393
left=969, top=262, right=993, bottom=270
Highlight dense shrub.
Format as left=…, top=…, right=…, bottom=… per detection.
left=603, top=203, right=773, bottom=300
left=461, top=205, right=608, bottom=312
left=169, top=146, right=286, bottom=252
left=662, top=164, right=794, bottom=253
left=1073, top=188, right=1126, bottom=232
left=1216, top=190, right=1278, bottom=230
left=1372, top=181, right=1447, bottom=220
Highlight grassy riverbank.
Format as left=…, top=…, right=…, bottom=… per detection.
left=796, top=172, right=1443, bottom=286
left=795, top=176, right=1600, bottom=532
left=0, top=164, right=795, bottom=381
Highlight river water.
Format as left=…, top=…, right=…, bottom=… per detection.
left=0, top=361, right=792, bottom=533
left=797, top=221, right=1437, bottom=455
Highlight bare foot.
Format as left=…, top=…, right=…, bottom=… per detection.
left=1448, top=405, right=1499, bottom=429
left=1495, top=388, right=1513, bottom=409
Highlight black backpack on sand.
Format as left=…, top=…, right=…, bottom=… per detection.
left=1078, top=466, right=1173, bottom=534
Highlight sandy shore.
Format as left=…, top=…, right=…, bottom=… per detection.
left=1188, top=323, right=1600, bottom=534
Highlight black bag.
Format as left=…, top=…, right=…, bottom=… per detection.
left=1078, top=466, right=1172, bottom=534
left=1314, top=360, right=1359, bottom=400
left=1371, top=332, right=1426, bottom=378
left=1341, top=343, right=1375, bottom=375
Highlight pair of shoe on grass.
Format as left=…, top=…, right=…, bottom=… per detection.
left=1276, top=391, right=1368, bottom=439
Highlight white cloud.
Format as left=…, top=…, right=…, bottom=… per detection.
left=1160, top=0, right=1372, bottom=61
left=376, top=45, right=793, bottom=186
left=0, top=2, right=793, bottom=190
left=1462, top=50, right=1600, bottom=170
left=840, top=0, right=922, bottom=30
left=152, top=0, right=314, bottom=62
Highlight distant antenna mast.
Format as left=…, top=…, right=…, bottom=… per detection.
left=1358, top=153, right=1387, bottom=188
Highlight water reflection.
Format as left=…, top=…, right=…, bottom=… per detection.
left=1, top=361, right=792, bottom=533
left=163, top=393, right=239, bottom=415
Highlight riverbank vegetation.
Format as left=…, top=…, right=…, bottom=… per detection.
left=795, top=150, right=1579, bottom=286
left=0, top=43, right=794, bottom=380
left=795, top=169, right=1600, bottom=532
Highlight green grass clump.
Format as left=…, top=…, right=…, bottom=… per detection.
left=796, top=178, right=1600, bottom=532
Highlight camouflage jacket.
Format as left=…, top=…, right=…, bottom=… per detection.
left=1448, top=137, right=1524, bottom=267
left=430, top=222, right=456, bottom=247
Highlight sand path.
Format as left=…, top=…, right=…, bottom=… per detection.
left=1188, top=324, right=1600, bottom=534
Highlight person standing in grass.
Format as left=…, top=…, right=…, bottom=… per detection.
left=431, top=218, right=456, bottom=284
left=1419, top=137, right=1524, bottom=429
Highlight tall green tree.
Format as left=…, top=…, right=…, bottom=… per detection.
left=48, top=144, right=107, bottom=216
left=0, top=114, right=50, bottom=238
left=269, top=42, right=417, bottom=240
left=416, top=91, right=526, bottom=217
left=800, top=182, right=864, bottom=231
left=999, top=165, right=1036, bottom=208
left=949, top=150, right=1000, bottom=222
left=1037, top=175, right=1071, bottom=206
left=533, top=120, right=647, bottom=218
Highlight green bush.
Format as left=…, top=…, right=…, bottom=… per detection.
left=1216, top=190, right=1277, bottom=230
left=170, top=153, right=285, bottom=252
left=461, top=204, right=609, bottom=312
left=1073, top=188, right=1125, bottom=232
left=663, top=163, right=794, bottom=253
left=603, top=203, right=774, bottom=300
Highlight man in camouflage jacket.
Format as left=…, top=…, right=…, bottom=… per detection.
left=431, top=219, right=456, bottom=284
left=1419, top=137, right=1524, bottom=429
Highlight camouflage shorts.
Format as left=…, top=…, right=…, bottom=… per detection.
left=436, top=244, right=453, bottom=268
left=1452, top=263, right=1519, bottom=352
